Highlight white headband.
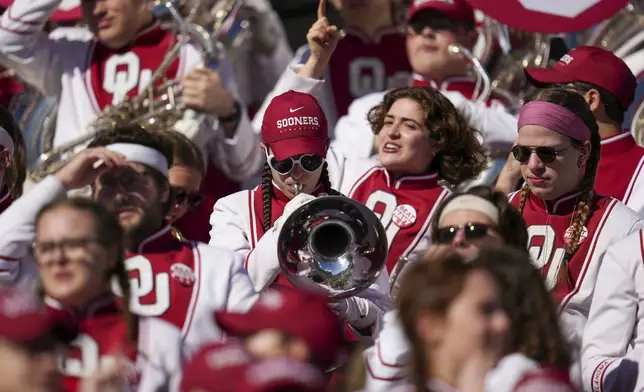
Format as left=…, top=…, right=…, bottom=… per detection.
left=0, top=126, right=14, bottom=153
left=105, top=143, right=169, bottom=177
left=438, top=195, right=500, bottom=226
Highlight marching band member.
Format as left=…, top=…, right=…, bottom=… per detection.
left=0, top=0, right=263, bottom=224
left=255, top=0, right=517, bottom=160
left=580, top=228, right=644, bottom=392
left=157, top=130, right=208, bottom=242
left=508, top=87, right=644, bottom=348
left=209, top=91, right=391, bottom=336
left=35, top=197, right=183, bottom=391
left=256, top=0, right=410, bottom=133
left=364, top=186, right=530, bottom=390
left=0, top=126, right=258, bottom=354
left=0, top=105, right=26, bottom=215
left=499, top=46, right=644, bottom=216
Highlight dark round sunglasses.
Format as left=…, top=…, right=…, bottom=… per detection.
left=511, top=144, right=574, bottom=164
left=172, top=188, right=205, bottom=210
left=267, top=154, right=325, bottom=176
left=434, top=223, right=493, bottom=244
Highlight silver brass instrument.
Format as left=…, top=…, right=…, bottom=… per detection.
left=26, top=0, right=244, bottom=182
left=277, top=196, right=388, bottom=299
left=448, top=43, right=491, bottom=104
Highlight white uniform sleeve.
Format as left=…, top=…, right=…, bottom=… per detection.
left=581, top=232, right=644, bottom=392
left=135, top=317, right=184, bottom=392
left=0, top=0, right=64, bottom=96
left=331, top=92, right=386, bottom=160
left=0, top=176, right=66, bottom=284
left=363, top=310, right=411, bottom=391
left=181, top=46, right=263, bottom=181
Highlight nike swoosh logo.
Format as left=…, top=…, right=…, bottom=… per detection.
left=289, top=106, right=305, bottom=113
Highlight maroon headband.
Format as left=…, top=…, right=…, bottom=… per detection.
left=518, top=101, right=591, bottom=141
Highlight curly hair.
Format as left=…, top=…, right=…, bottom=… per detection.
left=36, top=198, right=137, bottom=345
left=517, top=87, right=600, bottom=287
left=431, top=185, right=528, bottom=251
left=367, top=86, right=487, bottom=187
left=0, top=106, right=26, bottom=198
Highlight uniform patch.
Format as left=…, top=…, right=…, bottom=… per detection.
left=564, top=225, right=589, bottom=244
left=170, top=263, right=196, bottom=287
left=392, top=204, right=417, bottom=228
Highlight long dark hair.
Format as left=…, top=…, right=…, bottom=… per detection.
left=517, top=87, right=600, bottom=286
left=0, top=106, right=26, bottom=198
left=36, top=198, right=137, bottom=344
left=367, top=86, right=487, bottom=187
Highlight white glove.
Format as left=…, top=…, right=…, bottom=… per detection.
left=328, top=296, right=377, bottom=329
left=271, top=193, right=317, bottom=241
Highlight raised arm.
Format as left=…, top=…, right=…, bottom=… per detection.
left=0, top=0, right=67, bottom=96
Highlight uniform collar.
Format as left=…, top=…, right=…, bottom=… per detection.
left=600, top=131, right=637, bottom=155
left=130, top=225, right=183, bottom=254
left=528, top=190, right=582, bottom=215
left=45, top=292, right=118, bottom=320
left=412, top=72, right=477, bottom=90
left=382, top=169, right=440, bottom=190
left=342, top=26, right=403, bottom=44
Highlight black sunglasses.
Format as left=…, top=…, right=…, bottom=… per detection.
left=511, top=145, right=574, bottom=164
left=172, top=188, right=205, bottom=210
left=266, top=154, right=325, bottom=176
left=434, top=223, right=493, bottom=244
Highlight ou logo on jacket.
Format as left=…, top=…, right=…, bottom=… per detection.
left=124, top=255, right=171, bottom=317
left=349, top=58, right=409, bottom=99
left=103, top=53, right=154, bottom=105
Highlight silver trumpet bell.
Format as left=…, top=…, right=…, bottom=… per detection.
left=277, top=196, right=388, bottom=299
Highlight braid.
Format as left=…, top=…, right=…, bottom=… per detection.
left=112, top=262, right=137, bottom=345
left=518, top=183, right=530, bottom=214
left=559, top=133, right=601, bottom=286
left=319, top=163, right=340, bottom=196
left=261, top=162, right=273, bottom=233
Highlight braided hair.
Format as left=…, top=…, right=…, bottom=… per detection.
left=517, top=88, right=600, bottom=287
left=36, top=198, right=137, bottom=344
left=261, top=160, right=337, bottom=233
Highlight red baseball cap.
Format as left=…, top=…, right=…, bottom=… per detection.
left=524, top=46, right=637, bottom=109
left=261, top=91, right=329, bottom=161
left=180, top=341, right=253, bottom=392
left=0, top=287, right=76, bottom=345
left=236, top=358, right=326, bottom=392
left=214, top=288, right=344, bottom=369
left=408, top=0, right=475, bottom=22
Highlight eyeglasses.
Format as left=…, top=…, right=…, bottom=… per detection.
left=172, top=187, right=205, bottom=210
left=511, top=145, right=574, bottom=164
left=434, top=223, right=493, bottom=244
left=33, top=237, right=98, bottom=260
left=266, top=153, right=325, bottom=176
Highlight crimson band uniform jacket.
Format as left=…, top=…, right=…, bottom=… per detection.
left=48, top=295, right=183, bottom=392
left=581, top=230, right=644, bottom=392
left=0, top=176, right=259, bottom=355
left=508, top=190, right=644, bottom=348
left=594, top=132, right=644, bottom=216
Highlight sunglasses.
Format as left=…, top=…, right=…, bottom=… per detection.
left=511, top=145, right=574, bottom=164
left=434, top=223, right=493, bottom=244
left=266, top=153, right=325, bottom=176
left=172, top=188, right=205, bottom=210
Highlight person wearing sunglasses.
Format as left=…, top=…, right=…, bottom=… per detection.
left=209, top=90, right=392, bottom=337
left=508, top=87, right=644, bottom=351
left=0, top=106, right=26, bottom=216
left=157, top=130, right=208, bottom=242
left=497, top=46, right=644, bottom=217
left=254, top=0, right=517, bottom=161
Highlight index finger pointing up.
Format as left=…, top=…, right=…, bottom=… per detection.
left=318, top=0, right=327, bottom=19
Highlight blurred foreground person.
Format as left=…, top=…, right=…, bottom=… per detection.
left=35, top=198, right=183, bottom=391
left=0, top=105, right=26, bottom=216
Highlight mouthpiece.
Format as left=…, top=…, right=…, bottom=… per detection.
left=292, top=183, right=303, bottom=196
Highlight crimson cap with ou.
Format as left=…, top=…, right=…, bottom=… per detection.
left=261, top=91, right=329, bottom=161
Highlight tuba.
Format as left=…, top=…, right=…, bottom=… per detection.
left=27, top=0, right=245, bottom=182
left=276, top=188, right=388, bottom=299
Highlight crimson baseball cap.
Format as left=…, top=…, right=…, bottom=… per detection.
left=0, top=287, right=76, bottom=346
left=408, top=0, right=475, bottom=22
left=525, top=46, right=637, bottom=110
left=237, top=358, right=326, bottom=392
left=215, top=288, right=344, bottom=369
left=261, top=91, right=329, bottom=161
left=180, top=341, right=253, bottom=392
